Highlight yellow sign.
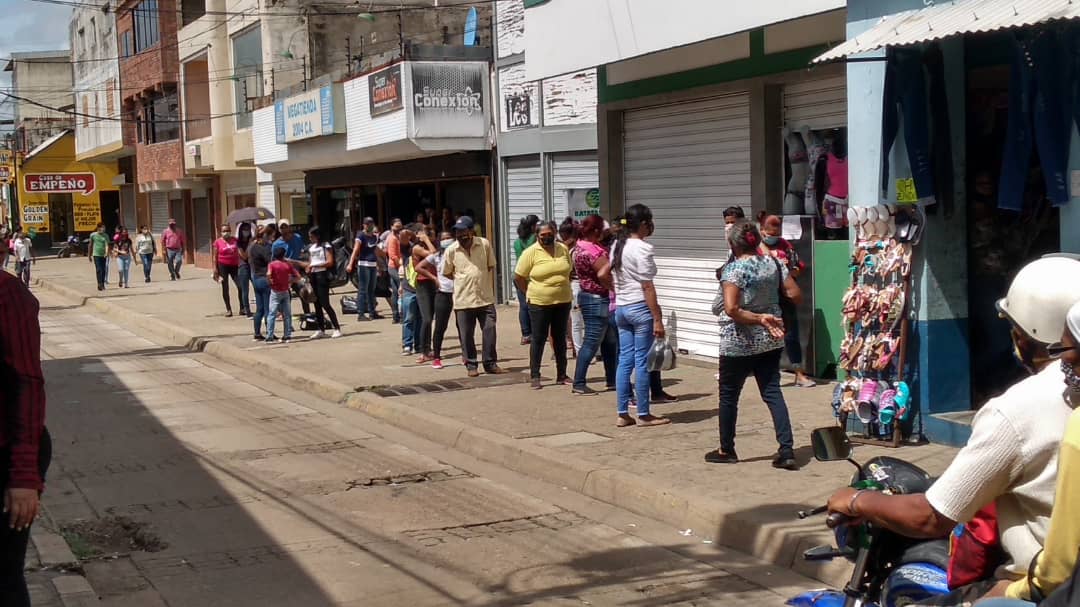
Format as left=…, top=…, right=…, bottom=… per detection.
left=895, top=178, right=918, bottom=204
left=73, top=197, right=102, bottom=231
left=21, top=203, right=50, bottom=231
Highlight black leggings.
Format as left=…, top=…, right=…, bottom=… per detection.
left=433, top=291, right=454, bottom=358
left=1, top=429, right=51, bottom=607
left=528, top=302, right=571, bottom=380
left=310, top=271, right=340, bottom=330
left=217, top=263, right=240, bottom=312
left=415, top=281, right=436, bottom=355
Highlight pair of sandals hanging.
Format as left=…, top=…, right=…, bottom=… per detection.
left=839, top=331, right=902, bottom=372
left=831, top=377, right=912, bottom=426
left=842, top=283, right=906, bottom=328
left=852, top=241, right=913, bottom=278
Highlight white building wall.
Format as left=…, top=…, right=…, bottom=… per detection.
left=71, top=6, right=122, bottom=158
left=252, top=106, right=288, bottom=165
left=541, top=70, right=597, bottom=127
left=343, top=69, right=409, bottom=151
left=496, top=0, right=525, bottom=58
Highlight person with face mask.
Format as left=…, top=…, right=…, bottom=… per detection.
left=161, top=219, right=185, bottom=280
left=443, top=216, right=506, bottom=377
left=88, top=223, right=110, bottom=291
left=828, top=256, right=1080, bottom=601
left=113, top=226, right=133, bottom=289
left=346, top=217, right=384, bottom=322
left=212, top=224, right=242, bottom=317
left=135, top=226, right=156, bottom=283
left=758, top=213, right=812, bottom=388
left=416, top=231, right=456, bottom=369
left=235, top=223, right=253, bottom=317
left=514, top=220, right=574, bottom=389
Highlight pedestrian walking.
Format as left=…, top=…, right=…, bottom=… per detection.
left=247, top=226, right=272, bottom=341
left=212, top=224, right=242, bottom=317
left=305, top=227, right=342, bottom=339
left=265, top=247, right=300, bottom=343
left=410, top=225, right=439, bottom=363
left=416, top=230, right=456, bottom=369
left=113, top=227, right=133, bottom=288
left=0, top=225, right=10, bottom=270
left=758, top=212, right=814, bottom=387
left=0, top=269, right=51, bottom=607
left=273, top=221, right=309, bottom=317
left=513, top=215, right=540, bottom=345
left=12, top=230, right=34, bottom=288
left=708, top=221, right=801, bottom=470
left=347, top=217, right=383, bottom=321
left=515, top=220, right=573, bottom=390
left=571, top=215, right=617, bottom=395
left=443, top=216, right=506, bottom=377
left=89, top=223, right=110, bottom=291
left=161, top=219, right=185, bottom=280
left=135, top=226, right=156, bottom=282
left=605, top=204, right=670, bottom=428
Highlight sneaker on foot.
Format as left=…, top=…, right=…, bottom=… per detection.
left=431, top=358, right=444, bottom=370
left=225, top=311, right=233, bottom=318
left=653, top=391, right=679, bottom=403
left=772, top=452, right=799, bottom=470
left=264, top=336, right=279, bottom=344
left=309, top=330, right=327, bottom=340
left=331, top=330, right=343, bottom=338
left=357, top=315, right=371, bottom=322
left=402, top=347, right=413, bottom=356
left=704, top=450, right=739, bottom=464
left=281, top=336, right=292, bottom=343
left=530, top=378, right=542, bottom=390
left=572, top=386, right=598, bottom=396
left=253, top=334, right=265, bottom=342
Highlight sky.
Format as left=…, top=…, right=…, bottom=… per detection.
left=0, top=0, right=73, bottom=125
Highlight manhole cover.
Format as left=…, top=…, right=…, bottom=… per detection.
left=520, top=431, right=612, bottom=448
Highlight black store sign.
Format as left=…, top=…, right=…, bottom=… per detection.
left=505, top=94, right=532, bottom=128
left=369, top=64, right=403, bottom=117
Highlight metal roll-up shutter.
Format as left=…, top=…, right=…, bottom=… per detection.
left=505, top=155, right=543, bottom=295
left=551, top=153, right=599, bottom=223
left=258, top=183, right=275, bottom=213
left=623, top=92, right=751, bottom=359
left=193, top=197, right=212, bottom=257
left=782, top=75, right=846, bottom=130
left=150, top=192, right=170, bottom=235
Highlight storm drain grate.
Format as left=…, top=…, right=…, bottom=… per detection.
left=364, top=373, right=526, bottom=397
left=346, top=467, right=473, bottom=489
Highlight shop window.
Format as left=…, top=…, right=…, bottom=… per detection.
left=229, top=193, right=256, bottom=211
left=181, top=0, right=205, bottom=27
left=231, top=25, right=263, bottom=130
left=782, top=126, right=849, bottom=241
left=119, top=31, right=133, bottom=58
left=132, top=0, right=160, bottom=53
left=182, top=59, right=211, bottom=140
left=136, top=86, right=180, bottom=144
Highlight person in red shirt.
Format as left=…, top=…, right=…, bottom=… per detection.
left=0, top=270, right=50, bottom=606
left=758, top=212, right=814, bottom=388
left=265, top=247, right=300, bottom=343
left=212, top=224, right=242, bottom=317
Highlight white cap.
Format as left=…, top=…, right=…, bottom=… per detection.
left=1069, top=300, right=1080, bottom=342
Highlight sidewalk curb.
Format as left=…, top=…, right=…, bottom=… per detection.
left=34, top=275, right=851, bottom=589
left=30, top=508, right=100, bottom=607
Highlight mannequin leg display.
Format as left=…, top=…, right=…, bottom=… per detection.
left=783, top=127, right=809, bottom=216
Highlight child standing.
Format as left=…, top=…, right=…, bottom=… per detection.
left=13, top=229, right=34, bottom=287
left=265, top=247, right=300, bottom=343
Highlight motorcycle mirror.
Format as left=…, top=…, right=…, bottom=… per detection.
left=810, top=426, right=852, bottom=462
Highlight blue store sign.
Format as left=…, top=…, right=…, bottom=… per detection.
left=274, top=85, right=340, bottom=144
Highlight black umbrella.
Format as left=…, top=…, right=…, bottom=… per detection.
left=226, top=206, right=274, bottom=225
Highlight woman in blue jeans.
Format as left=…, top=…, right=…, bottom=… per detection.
left=602, top=204, right=669, bottom=428
left=246, top=227, right=273, bottom=340
left=709, top=221, right=802, bottom=470
left=571, top=215, right=618, bottom=395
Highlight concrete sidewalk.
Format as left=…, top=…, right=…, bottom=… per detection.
left=28, top=257, right=959, bottom=586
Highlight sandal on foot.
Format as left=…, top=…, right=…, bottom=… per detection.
left=616, top=415, right=636, bottom=428
left=637, top=415, right=671, bottom=427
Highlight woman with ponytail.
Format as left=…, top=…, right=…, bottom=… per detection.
left=708, top=221, right=801, bottom=469
left=603, top=204, right=670, bottom=428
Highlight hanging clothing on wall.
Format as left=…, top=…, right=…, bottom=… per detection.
left=881, top=47, right=936, bottom=205
left=803, top=126, right=828, bottom=217
left=824, top=145, right=849, bottom=230
left=924, top=43, right=955, bottom=218
left=784, top=127, right=809, bottom=215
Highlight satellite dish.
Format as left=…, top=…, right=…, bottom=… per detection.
left=464, top=7, right=478, bottom=46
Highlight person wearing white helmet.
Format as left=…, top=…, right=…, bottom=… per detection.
left=827, top=255, right=1080, bottom=599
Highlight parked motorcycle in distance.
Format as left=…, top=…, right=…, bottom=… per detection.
left=57, top=235, right=88, bottom=258
left=787, top=427, right=950, bottom=607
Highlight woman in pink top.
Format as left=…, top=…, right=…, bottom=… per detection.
left=212, top=224, right=242, bottom=317
left=570, top=215, right=619, bottom=395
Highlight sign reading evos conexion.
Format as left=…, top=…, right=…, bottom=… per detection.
left=24, top=173, right=97, bottom=195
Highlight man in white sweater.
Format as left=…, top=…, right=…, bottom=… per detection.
left=827, top=255, right=1080, bottom=588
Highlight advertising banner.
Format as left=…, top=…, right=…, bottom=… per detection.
left=410, top=62, right=488, bottom=139
left=73, top=197, right=102, bottom=232
left=21, top=203, right=49, bottom=232
left=274, top=84, right=340, bottom=144
left=505, top=94, right=532, bottom=129
left=24, top=173, right=97, bottom=195
left=567, top=188, right=601, bottom=220
left=369, top=64, right=403, bottom=117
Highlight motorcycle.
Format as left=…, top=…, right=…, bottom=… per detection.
left=788, top=427, right=950, bottom=607
left=57, top=235, right=88, bottom=258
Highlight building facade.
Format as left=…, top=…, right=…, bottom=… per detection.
left=4, top=51, right=75, bottom=155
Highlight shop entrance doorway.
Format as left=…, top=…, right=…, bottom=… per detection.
left=100, top=191, right=121, bottom=233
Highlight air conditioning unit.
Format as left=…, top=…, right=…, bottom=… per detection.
left=188, top=144, right=201, bottom=158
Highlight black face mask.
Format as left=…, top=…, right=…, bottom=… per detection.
left=539, top=235, right=555, bottom=246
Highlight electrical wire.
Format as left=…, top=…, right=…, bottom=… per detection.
left=1, top=91, right=244, bottom=123
left=26, top=0, right=495, bottom=19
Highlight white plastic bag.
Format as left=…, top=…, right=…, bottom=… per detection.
left=647, top=337, right=677, bottom=372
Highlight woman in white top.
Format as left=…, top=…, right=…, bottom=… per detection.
left=13, top=229, right=34, bottom=287
left=600, top=204, right=670, bottom=428
left=305, top=227, right=341, bottom=337
left=416, top=230, right=456, bottom=369
left=135, top=226, right=156, bottom=283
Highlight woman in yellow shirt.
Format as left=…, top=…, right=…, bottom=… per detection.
left=514, top=220, right=573, bottom=390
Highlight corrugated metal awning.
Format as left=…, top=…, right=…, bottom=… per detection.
left=814, top=0, right=1080, bottom=63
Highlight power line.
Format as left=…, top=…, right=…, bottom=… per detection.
left=27, top=0, right=495, bottom=19
left=1, top=91, right=245, bottom=123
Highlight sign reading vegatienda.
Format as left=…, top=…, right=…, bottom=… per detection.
left=409, top=62, right=488, bottom=139
left=368, top=64, right=403, bottom=117
left=274, top=84, right=340, bottom=144
left=24, top=173, right=97, bottom=195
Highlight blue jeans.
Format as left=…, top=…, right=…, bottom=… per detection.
left=515, top=287, right=531, bottom=338
left=616, top=302, right=655, bottom=416
left=166, top=249, right=183, bottom=278
left=116, top=256, right=131, bottom=286
left=237, top=264, right=251, bottom=314
left=266, top=290, right=293, bottom=339
left=104, top=255, right=111, bottom=284
left=252, top=276, right=270, bottom=337
left=356, top=265, right=377, bottom=317
left=140, top=253, right=154, bottom=281
left=999, top=30, right=1071, bottom=210
left=93, top=255, right=107, bottom=287
left=718, top=348, right=794, bottom=456
left=573, top=293, right=618, bottom=390
left=401, top=289, right=419, bottom=349
left=882, top=47, right=935, bottom=202
left=388, top=272, right=401, bottom=322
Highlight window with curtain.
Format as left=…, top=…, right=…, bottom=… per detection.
left=232, top=25, right=263, bottom=130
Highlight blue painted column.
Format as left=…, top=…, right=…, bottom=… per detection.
left=1064, top=129, right=1080, bottom=253
left=846, top=0, right=971, bottom=445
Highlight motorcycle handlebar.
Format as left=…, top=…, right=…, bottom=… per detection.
left=797, top=505, right=828, bottom=519
left=826, top=512, right=850, bottom=529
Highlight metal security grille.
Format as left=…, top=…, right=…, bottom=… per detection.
left=504, top=155, right=543, bottom=298
left=623, top=92, right=751, bottom=359
left=150, top=192, right=170, bottom=235
left=783, top=75, right=847, bottom=130
left=551, top=153, right=599, bottom=222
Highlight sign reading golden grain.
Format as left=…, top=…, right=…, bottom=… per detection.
left=24, top=173, right=97, bottom=195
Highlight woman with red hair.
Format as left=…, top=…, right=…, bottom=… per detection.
left=571, top=214, right=619, bottom=395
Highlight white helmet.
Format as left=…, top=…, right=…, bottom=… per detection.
left=998, top=255, right=1080, bottom=345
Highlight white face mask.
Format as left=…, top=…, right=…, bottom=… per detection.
left=440, top=239, right=454, bottom=250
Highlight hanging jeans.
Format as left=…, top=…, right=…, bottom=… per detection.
left=237, top=264, right=252, bottom=314
left=252, top=276, right=270, bottom=337
left=573, top=292, right=618, bottom=390
left=615, top=302, right=655, bottom=417
left=923, top=43, right=955, bottom=218
left=140, top=253, right=154, bottom=281
left=999, top=30, right=1071, bottom=211
left=881, top=47, right=936, bottom=202
left=717, top=348, right=795, bottom=458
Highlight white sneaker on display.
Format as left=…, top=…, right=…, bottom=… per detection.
left=331, top=330, right=343, bottom=339
left=309, top=331, right=327, bottom=340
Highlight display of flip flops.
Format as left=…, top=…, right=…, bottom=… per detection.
left=831, top=377, right=913, bottom=431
